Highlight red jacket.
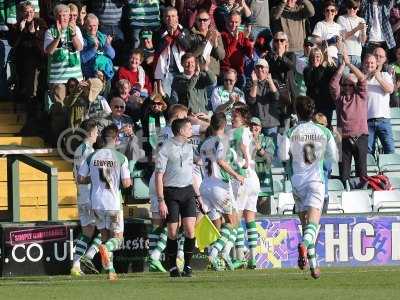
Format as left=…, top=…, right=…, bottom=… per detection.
left=117, top=66, right=153, bottom=94
left=221, top=31, right=253, bottom=75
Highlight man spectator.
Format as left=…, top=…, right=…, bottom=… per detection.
left=221, top=10, right=253, bottom=89
left=330, top=51, right=368, bottom=185
left=248, top=0, right=272, bottom=40
left=360, top=0, right=396, bottom=53
left=214, top=0, right=252, bottom=33
left=170, top=53, right=216, bottom=113
left=98, top=97, right=145, bottom=162
left=271, top=0, right=315, bottom=56
left=363, top=54, right=395, bottom=154
left=154, top=6, right=191, bottom=97
left=245, top=58, right=280, bottom=139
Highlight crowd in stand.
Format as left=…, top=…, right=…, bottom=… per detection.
left=2, top=0, right=400, bottom=189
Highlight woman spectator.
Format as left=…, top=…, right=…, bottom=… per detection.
left=68, top=3, right=80, bottom=28
left=117, top=49, right=153, bottom=98
left=81, top=14, right=115, bottom=82
left=8, top=1, right=47, bottom=106
left=312, top=1, right=342, bottom=63
left=271, top=0, right=315, bottom=56
left=303, top=47, right=337, bottom=126
left=115, top=79, right=144, bottom=122
left=170, top=52, right=217, bottom=113
left=44, top=4, right=84, bottom=85
left=363, top=54, right=395, bottom=154
left=188, top=9, right=225, bottom=78
left=337, top=0, right=367, bottom=68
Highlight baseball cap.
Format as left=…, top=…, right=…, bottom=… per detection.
left=140, top=30, right=153, bottom=40
left=250, top=117, right=262, bottom=126
left=255, top=58, right=269, bottom=68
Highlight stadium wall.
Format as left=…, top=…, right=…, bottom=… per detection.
left=0, top=215, right=399, bottom=276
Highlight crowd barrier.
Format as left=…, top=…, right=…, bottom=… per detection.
left=0, top=214, right=399, bottom=276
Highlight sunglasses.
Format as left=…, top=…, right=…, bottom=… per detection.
left=325, top=8, right=336, bottom=12
left=113, top=105, right=125, bottom=109
left=198, top=18, right=209, bottom=22
left=274, top=38, right=286, bottom=43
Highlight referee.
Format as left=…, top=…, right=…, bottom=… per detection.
left=155, top=118, right=197, bottom=277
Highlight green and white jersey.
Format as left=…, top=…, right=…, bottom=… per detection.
left=79, top=147, right=130, bottom=211
left=210, top=86, right=245, bottom=126
left=73, top=141, right=94, bottom=204
left=278, top=121, right=338, bottom=188
left=127, top=0, right=160, bottom=29
left=44, top=26, right=84, bottom=84
left=227, top=126, right=254, bottom=174
left=200, top=135, right=230, bottom=183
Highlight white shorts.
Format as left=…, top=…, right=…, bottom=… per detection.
left=293, top=181, right=325, bottom=212
left=232, top=170, right=260, bottom=213
left=200, top=178, right=235, bottom=216
left=93, top=210, right=124, bottom=233
left=78, top=203, right=96, bottom=227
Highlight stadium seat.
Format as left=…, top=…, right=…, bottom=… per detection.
left=326, top=179, right=345, bottom=214
left=330, top=161, right=340, bottom=177
left=350, top=154, right=379, bottom=176
left=372, top=190, right=400, bottom=212
left=378, top=153, right=400, bottom=176
left=387, top=176, right=400, bottom=190
left=393, top=130, right=400, bottom=148
left=271, top=159, right=286, bottom=182
left=341, top=191, right=372, bottom=213
left=277, top=192, right=295, bottom=215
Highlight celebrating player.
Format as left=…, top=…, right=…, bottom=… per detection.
left=278, top=96, right=338, bottom=279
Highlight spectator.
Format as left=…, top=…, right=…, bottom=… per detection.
left=337, top=0, right=367, bottom=68
left=114, top=79, right=144, bottom=122
left=360, top=0, right=396, bottom=53
left=363, top=53, right=395, bottom=154
left=176, top=0, right=213, bottom=29
left=7, top=1, right=47, bottom=106
left=271, top=0, right=315, bottom=56
left=390, top=1, right=400, bottom=48
left=97, top=96, right=145, bottom=162
left=170, top=53, right=216, bottom=113
left=329, top=51, right=368, bottom=185
left=44, top=4, right=84, bottom=84
left=68, top=3, right=80, bottom=28
left=138, top=29, right=155, bottom=77
left=373, top=47, right=392, bottom=72
left=303, top=47, right=337, bottom=126
left=214, top=0, right=252, bottom=32
left=266, top=31, right=295, bottom=129
left=293, top=36, right=317, bottom=97
left=127, top=0, right=161, bottom=48
left=81, top=13, right=115, bottom=82
left=390, top=46, right=400, bottom=105
left=245, top=58, right=280, bottom=139
left=312, top=1, right=342, bottom=63
left=244, top=33, right=271, bottom=80
left=248, top=0, right=273, bottom=41
left=89, top=0, right=126, bottom=65
left=188, top=9, right=225, bottom=78
left=117, top=49, right=153, bottom=98
left=220, top=10, right=253, bottom=89
left=210, top=68, right=245, bottom=125
left=78, top=3, right=87, bottom=27
left=154, top=6, right=191, bottom=97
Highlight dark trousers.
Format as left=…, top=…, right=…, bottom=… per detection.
left=341, top=134, right=369, bottom=184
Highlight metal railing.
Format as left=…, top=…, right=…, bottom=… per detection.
left=7, top=154, right=58, bottom=222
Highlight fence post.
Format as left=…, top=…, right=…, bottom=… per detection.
left=7, top=155, right=20, bottom=222
left=47, top=168, right=58, bottom=221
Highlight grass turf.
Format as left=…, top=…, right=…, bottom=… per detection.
left=0, top=267, right=399, bottom=300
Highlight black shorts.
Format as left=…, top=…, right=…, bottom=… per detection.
left=164, top=185, right=197, bottom=223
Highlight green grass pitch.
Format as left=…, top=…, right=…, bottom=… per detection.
left=0, top=267, right=399, bottom=300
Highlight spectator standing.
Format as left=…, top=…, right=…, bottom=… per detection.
left=44, top=4, right=84, bottom=84
left=360, top=0, right=396, bottom=53
left=170, top=53, right=216, bottom=113
left=271, top=0, right=315, bottom=56
left=214, top=0, right=252, bottom=32
left=220, top=10, right=253, bottom=89
left=293, top=36, right=317, bottom=97
left=154, top=7, right=191, bottom=97
left=363, top=53, right=396, bottom=154
left=329, top=51, right=368, bottom=185
left=245, top=58, right=280, bottom=139
left=188, top=9, right=225, bottom=78
left=81, top=13, right=115, bottom=81
left=303, top=47, right=337, bottom=126
left=337, top=0, right=367, bottom=68
left=312, top=1, right=343, bottom=63
left=248, top=0, right=272, bottom=41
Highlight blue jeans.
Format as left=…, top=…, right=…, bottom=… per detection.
left=368, top=118, right=395, bottom=154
